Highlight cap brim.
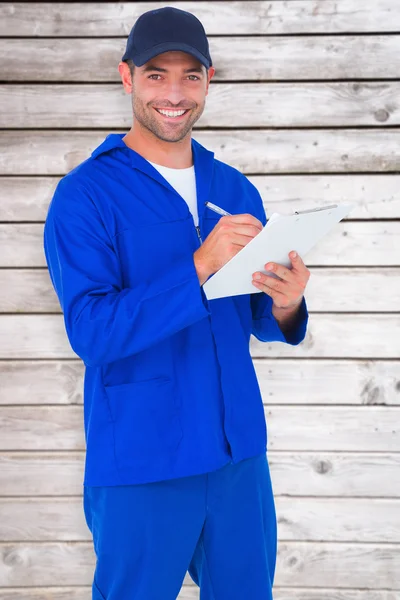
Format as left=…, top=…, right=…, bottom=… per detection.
left=123, top=41, right=211, bottom=69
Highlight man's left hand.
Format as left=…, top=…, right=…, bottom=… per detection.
left=252, top=251, right=310, bottom=310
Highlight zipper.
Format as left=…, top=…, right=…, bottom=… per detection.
left=195, top=224, right=203, bottom=244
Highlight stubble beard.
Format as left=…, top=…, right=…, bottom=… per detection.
left=132, top=95, right=204, bottom=143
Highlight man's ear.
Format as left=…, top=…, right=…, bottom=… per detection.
left=118, top=62, right=133, bottom=94
left=205, top=66, right=216, bottom=95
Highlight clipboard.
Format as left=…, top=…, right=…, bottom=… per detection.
left=202, top=202, right=355, bottom=300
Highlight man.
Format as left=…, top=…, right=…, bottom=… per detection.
left=43, top=6, right=310, bottom=600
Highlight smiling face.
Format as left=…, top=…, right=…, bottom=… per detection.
left=122, top=51, right=215, bottom=144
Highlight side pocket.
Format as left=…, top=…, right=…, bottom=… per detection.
left=93, top=579, right=107, bottom=600
left=104, top=377, right=183, bottom=468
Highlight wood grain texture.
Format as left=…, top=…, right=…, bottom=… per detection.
left=0, top=361, right=83, bottom=405
left=1, top=1, right=400, bottom=596
left=1, top=452, right=399, bottom=498
left=255, top=359, right=400, bottom=406
left=1, top=496, right=399, bottom=543
left=276, top=497, right=400, bottom=543
left=0, top=541, right=398, bottom=588
left=1, top=2, right=398, bottom=36
left=273, top=591, right=400, bottom=600
left=3, top=82, right=399, bottom=128
left=0, top=268, right=397, bottom=313
left=2, top=222, right=399, bottom=268
left=1, top=314, right=399, bottom=360
left=251, top=314, right=400, bottom=359
left=0, top=590, right=201, bottom=600
left=0, top=588, right=398, bottom=600
left=1, top=358, right=399, bottom=406
left=2, top=130, right=399, bottom=175
left=0, top=405, right=397, bottom=453
left=275, top=542, right=400, bottom=589
left=2, top=36, right=400, bottom=81
left=2, top=175, right=400, bottom=221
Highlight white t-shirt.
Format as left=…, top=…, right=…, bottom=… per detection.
left=148, top=161, right=198, bottom=226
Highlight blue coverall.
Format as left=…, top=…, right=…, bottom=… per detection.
left=43, top=133, right=309, bottom=599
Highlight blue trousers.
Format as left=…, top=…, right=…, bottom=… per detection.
left=83, top=452, right=277, bottom=599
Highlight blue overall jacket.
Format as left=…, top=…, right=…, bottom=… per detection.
left=43, top=133, right=309, bottom=486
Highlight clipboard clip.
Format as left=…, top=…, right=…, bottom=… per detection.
left=294, top=204, right=338, bottom=215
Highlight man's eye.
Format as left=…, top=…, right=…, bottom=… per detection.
left=147, top=74, right=199, bottom=80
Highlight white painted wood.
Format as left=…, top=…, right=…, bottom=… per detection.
left=1, top=268, right=397, bottom=313
left=0, top=590, right=93, bottom=600
left=254, top=174, right=400, bottom=220
left=1, top=359, right=399, bottom=406
left=0, top=270, right=58, bottom=313
left=2, top=222, right=399, bottom=268
left=2, top=1, right=399, bottom=596
left=0, top=542, right=94, bottom=586
left=0, top=453, right=86, bottom=496
left=2, top=130, right=399, bottom=175
left=2, top=496, right=399, bottom=543
left=1, top=2, right=398, bottom=36
left=0, top=541, right=398, bottom=588
left=0, top=588, right=398, bottom=600
left=3, top=82, right=398, bottom=128
left=0, top=361, right=83, bottom=406
left=275, top=542, right=400, bottom=589
left=0, top=178, right=59, bottom=221
left=1, top=314, right=399, bottom=360
left=304, top=268, right=399, bottom=312
left=2, top=175, right=400, bottom=221
left=255, top=359, right=400, bottom=406
left=0, top=590, right=201, bottom=600
left=276, top=497, right=400, bottom=543
left=265, top=406, right=400, bottom=452
left=0, top=405, right=397, bottom=453
left=268, top=452, right=400, bottom=498
left=0, top=407, right=84, bottom=451
left=273, top=591, right=399, bottom=600
left=251, top=314, right=400, bottom=359
left=1, top=452, right=399, bottom=498
left=0, top=498, right=89, bottom=542
left=2, top=36, right=400, bottom=81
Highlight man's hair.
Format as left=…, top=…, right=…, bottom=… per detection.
left=123, top=59, right=135, bottom=78
left=123, top=59, right=208, bottom=79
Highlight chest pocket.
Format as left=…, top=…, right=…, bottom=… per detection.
left=113, top=215, right=196, bottom=286
left=202, top=213, right=222, bottom=239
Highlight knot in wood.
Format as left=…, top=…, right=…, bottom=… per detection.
left=374, top=109, right=389, bottom=123
left=3, top=548, right=24, bottom=567
left=315, top=459, right=331, bottom=474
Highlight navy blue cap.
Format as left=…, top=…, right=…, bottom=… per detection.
left=122, top=6, right=212, bottom=69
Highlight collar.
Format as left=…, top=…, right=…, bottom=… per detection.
left=91, top=133, right=128, bottom=159
left=91, top=133, right=215, bottom=222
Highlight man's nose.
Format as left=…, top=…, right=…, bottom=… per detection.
left=163, top=80, right=188, bottom=105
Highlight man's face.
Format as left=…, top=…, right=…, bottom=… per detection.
left=129, top=51, right=214, bottom=143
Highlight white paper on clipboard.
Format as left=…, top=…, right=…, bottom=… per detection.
left=202, top=202, right=355, bottom=300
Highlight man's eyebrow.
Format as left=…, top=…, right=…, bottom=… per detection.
left=141, top=64, right=204, bottom=74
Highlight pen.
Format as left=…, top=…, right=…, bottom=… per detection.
left=294, top=204, right=337, bottom=215
left=205, top=201, right=232, bottom=217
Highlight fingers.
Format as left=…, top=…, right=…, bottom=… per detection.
left=222, top=214, right=263, bottom=231
left=229, top=224, right=262, bottom=238
left=229, top=233, right=257, bottom=248
left=263, top=261, right=294, bottom=283
left=217, top=218, right=262, bottom=241
left=265, top=252, right=310, bottom=282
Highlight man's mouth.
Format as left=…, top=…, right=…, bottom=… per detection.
left=154, top=108, right=190, bottom=120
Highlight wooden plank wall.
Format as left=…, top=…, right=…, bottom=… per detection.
left=0, top=1, right=399, bottom=598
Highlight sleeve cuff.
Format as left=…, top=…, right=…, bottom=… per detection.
left=271, top=295, right=309, bottom=346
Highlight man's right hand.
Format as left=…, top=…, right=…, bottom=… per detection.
left=193, top=214, right=263, bottom=286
